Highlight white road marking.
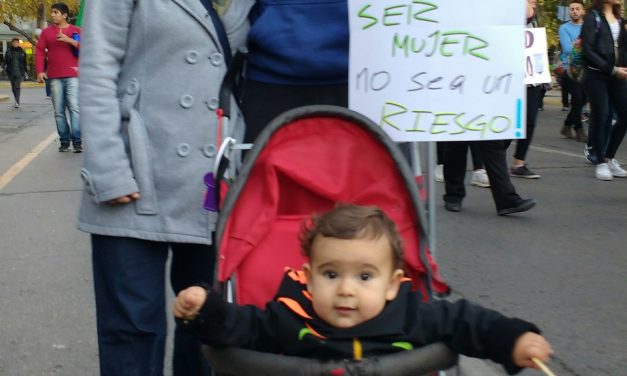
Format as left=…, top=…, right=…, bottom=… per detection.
left=0, top=132, right=57, bottom=191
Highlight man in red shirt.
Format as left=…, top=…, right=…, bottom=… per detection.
left=35, top=3, right=81, bottom=152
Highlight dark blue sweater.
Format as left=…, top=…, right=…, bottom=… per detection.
left=246, top=0, right=349, bottom=85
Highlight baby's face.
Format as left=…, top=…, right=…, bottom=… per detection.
left=303, top=235, right=403, bottom=328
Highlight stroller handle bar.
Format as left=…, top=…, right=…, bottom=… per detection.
left=203, top=342, right=458, bottom=376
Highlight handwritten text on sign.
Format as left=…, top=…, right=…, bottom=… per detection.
left=348, top=1, right=527, bottom=141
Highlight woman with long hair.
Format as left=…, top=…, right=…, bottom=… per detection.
left=581, top=0, right=627, bottom=180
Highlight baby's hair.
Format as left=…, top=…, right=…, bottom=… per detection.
left=300, top=204, right=404, bottom=269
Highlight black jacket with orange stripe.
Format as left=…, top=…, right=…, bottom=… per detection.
left=179, top=269, right=539, bottom=375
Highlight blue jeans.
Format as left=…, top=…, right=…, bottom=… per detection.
left=49, top=77, right=80, bottom=144
left=91, top=235, right=213, bottom=376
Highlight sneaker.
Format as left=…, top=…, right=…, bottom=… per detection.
left=14, top=102, right=20, bottom=108
left=560, top=125, right=573, bottom=139
left=584, top=145, right=597, bottom=164
left=470, top=169, right=490, bottom=188
left=581, top=112, right=590, bottom=122
left=497, top=198, right=536, bottom=216
left=595, top=163, right=613, bottom=181
left=73, top=142, right=83, bottom=153
left=58, top=143, right=70, bottom=152
left=434, top=164, right=444, bottom=183
left=510, top=164, right=541, bottom=179
left=608, top=159, right=627, bottom=178
left=574, top=128, right=587, bottom=143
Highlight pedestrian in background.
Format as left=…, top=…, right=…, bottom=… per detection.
left=558, top=0, right=588, bottom=142
left=580, top=0, right=627, bottom=180
left=3, top=38, right=27, bottom=108
left=35, top=2, right=81, bottom=153
left=77, top=0, right=254, bottom=375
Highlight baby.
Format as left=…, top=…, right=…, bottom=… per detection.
left=174, top=204, right=552, bottom=374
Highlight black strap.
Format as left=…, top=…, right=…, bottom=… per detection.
left=199, top=0, right=232, bottom=67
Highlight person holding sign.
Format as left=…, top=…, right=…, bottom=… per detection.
left=580, top=0, right=627, bottom=181
left=241, top=1, right=350, bottom=144
left=508, top=0, right=543, bottom=179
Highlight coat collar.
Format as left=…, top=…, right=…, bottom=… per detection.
left=171, top=0, right=223, bottom=54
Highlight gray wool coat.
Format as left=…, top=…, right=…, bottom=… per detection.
left=77, top=0, right=254, bottom=244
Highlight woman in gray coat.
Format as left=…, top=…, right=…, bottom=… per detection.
left=77, top=1, right=254, bottom=375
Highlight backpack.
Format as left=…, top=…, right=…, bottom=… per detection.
left=568, top=10, right=601, bottom=80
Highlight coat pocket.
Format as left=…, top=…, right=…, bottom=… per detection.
left=127, top=108, right=159, bottom=215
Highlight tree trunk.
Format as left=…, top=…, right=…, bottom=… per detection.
left=37, top=1, right=46, bottom=29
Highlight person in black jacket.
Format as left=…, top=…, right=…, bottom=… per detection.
left=581, top=0, right=627, bottom=180
left=3, top=38, right=27, bottom=108
left=174, top=205, right=553, bottom=374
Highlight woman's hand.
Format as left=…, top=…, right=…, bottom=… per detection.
left=614, top=67, right=627, bottom=80
left=106, top=192, right=140, bottom=205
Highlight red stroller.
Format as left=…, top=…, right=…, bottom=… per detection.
left=205, top=105, right=456, bottom=375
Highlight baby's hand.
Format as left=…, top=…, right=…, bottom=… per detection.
left=173, top=286, right=207, bottom=319
left=512, top=332, right=553, bottom=369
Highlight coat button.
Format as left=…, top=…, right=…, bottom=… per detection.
left=179, top=95, right=194, bottom=108
left=206, top=97, right=219, bottom=110
left=202, top=144, right=217, bottom=158
left=186, top=50, right=199, bottom=64
left=210, top=52, right=223, bottom=66
left=126, top=79, right=139, bottom=95
left=177, top=143, right=191, bottom=157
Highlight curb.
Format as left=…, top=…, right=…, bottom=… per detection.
left=0, top=81, right=45, bottom=89
left=0, top=95, right=9, bottom=102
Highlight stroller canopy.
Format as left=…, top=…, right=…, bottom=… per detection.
left=215, top=105, right=449, bottom=308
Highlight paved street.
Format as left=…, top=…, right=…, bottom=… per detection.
left=0, top=85, right=626, bottom=376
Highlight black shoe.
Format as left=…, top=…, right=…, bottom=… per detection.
left=510, top=164, right=540, bottom=179
left=497, top=199, right=536, bottom=216
left=73, top=142, right=83, bottom=153
left=58, top=143, right=70, bottom=152
left=444, top=201, right=462, bottom=212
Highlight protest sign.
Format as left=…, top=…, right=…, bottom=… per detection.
left=524, top=28, right=552, bottom=85
left=348, top=1, right=527, bottom=141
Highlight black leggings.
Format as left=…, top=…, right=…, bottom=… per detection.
left=508, top=85, right=543, bottom=161
left=10, top=76, right=22, bottom=103
left=581, top=69, right=627, bottom=160
left=562, top=74, right=586, bottom=130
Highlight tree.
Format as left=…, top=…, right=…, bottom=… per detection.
left=1, top=0, right=80, bottom=45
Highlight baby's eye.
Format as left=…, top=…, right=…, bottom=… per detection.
left=359, top=273, right=373, bottom=281
left=323, top=271, right=338, bottom=279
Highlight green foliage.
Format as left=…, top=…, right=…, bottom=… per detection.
left=1, top=0, right=80, bottom=43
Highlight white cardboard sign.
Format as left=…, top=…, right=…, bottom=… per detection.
left=349, top=1, right=528, bottom=141
left=524, top=28, right=552, bottom=85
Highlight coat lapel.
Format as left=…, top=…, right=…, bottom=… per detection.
left=171, top=0, right=222, bottom=53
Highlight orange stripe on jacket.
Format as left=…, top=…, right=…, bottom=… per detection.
left=277, top=297, right=313, bottom=319
left=285, top=267, right=308, bottom=284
